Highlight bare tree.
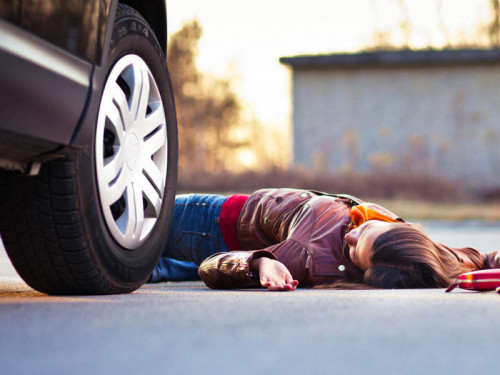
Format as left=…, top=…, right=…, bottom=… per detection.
left=167, top=20, right=246, bottom=173
left=397, top=0, right=411, bottom=47
left=489, top=0, right=500, bottom=47
left=436, top=0, right=452, bottom=47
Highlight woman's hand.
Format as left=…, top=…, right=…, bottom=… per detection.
left=250, top=257, right=299, bottom=291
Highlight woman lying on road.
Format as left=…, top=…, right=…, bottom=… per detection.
left=148, top=188, right=500, bottom=291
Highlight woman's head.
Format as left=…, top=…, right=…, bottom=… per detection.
left=345, top=222, right=469, bottom=288
left=345, top=221, right=397, bottom=271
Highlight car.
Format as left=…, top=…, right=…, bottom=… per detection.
left=0, top=0, right=178, bottom=295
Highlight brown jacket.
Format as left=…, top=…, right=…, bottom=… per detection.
left=198, top=188, right=499, bottom=289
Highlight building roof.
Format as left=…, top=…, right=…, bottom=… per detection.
left=279, top=49, right=500, bottom=69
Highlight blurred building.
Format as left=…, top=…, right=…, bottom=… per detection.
left=280, top=49, right=500, bottom=191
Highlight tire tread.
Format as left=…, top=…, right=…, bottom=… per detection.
left=0, top=154, right=131, bottom=295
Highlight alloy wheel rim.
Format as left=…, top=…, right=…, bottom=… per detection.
left=95, top=54, right=168, bottom=249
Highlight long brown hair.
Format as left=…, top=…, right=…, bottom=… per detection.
left=365, top=225, right=470, bottom=288
left=319, top=224, right=471, bottom=289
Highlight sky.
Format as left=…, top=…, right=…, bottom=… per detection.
left=166, top=0, right=491, bottom=132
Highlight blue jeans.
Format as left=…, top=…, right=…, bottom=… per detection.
left=149, top=194, right=229, bottom=282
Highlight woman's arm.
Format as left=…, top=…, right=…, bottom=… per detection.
left=198, top=250, right=298, bottom=291
left=198, top=250, right=273, bottom=289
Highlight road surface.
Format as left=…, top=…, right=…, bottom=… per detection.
left=1, top=221, right=499, bottom=375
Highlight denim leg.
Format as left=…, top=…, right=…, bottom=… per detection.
left=150, top=258, right=200, bottom=282
left=150, top=194, right=229, bottom=282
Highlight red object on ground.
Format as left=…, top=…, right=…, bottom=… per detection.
left=219, top=194, right=249, bottom=251
left=446, top=268, right=500, bottom=292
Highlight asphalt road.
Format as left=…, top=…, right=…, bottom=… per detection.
left=1, top=223, right=500, bottom=375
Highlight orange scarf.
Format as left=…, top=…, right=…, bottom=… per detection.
left=349, top=204, right=398, bottom=229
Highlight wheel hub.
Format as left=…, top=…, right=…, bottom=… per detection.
left=125, top=132, right=140, bottom=172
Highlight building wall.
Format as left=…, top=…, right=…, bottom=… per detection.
left=292, top=65, right=500, bottom=188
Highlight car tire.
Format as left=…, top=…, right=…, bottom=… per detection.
left=0, top=4, right=178, bottom=295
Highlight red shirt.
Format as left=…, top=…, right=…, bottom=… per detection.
left=219, top=194, right=249, bottom=251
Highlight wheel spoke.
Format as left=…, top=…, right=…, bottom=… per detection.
left=136, top=68, right=150, bottom=121
left=143, top=159, right=163, bottom=196
left=104, top=98, right=126, bottom=141
left=123, top=183, right=137, bottom=240
left=110, top=82, right=133, bottom=131
left=133, top=180, right=146, bottom=237
left=102, top=148, right=124, bottom=185
left=124, top=182, right=144, bottom=240
left=129, top=63, right=150, bottom=122
left=143, top=124, right=166, bottom=157
left=140, top=104, right=165, bottom=138
left=139, top=174, right=162, bottom=217
left=102, top=168, right=127, bottom=206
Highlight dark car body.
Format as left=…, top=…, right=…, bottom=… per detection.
left=0, top=0, right=167, bottom=173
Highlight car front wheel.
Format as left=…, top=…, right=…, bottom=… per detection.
left=0, top=4, right=177, bottom=295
